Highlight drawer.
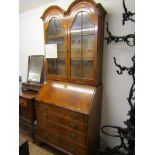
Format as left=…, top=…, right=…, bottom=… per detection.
left=37, top=119, right=87, bottom=145
left=19, top=97, right=35, bottom=124
left=36, top=128, right=60, bottom=146
left=19, top=97, right=27, bottom=107
left=36, top=102, right=88, bottom=123
left=37, top=111, right=88, bottom=133
left=36, top=128, right=88, bottom=155
left=60, top=138, right=88, bottom=155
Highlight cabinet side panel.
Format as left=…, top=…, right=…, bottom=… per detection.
left=96, top=13, right=106, bottom=84
left=87, top=84, right=103, bottom=155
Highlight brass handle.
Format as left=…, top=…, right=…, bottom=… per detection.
left=70, top=122, right=77, bottom=128
left=69, top=132, right=77, bottom=139
left=71, top=112, right=77, bottom=119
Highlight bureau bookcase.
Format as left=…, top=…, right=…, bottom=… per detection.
left=35, top=0, right=106, bottom=154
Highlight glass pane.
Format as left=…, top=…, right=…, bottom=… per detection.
left=71, top=58, right=81, bottom=78
left=46, top=38, right=65, bottom=76
left=82, top=12, right=95, bottom=35
left=81, top=58, right=93, bottom=79
left=70, top=11, right=95, bottom=79
left=46, top=17, right=64, bottom=40
left=71, top=36, right=81, bottom=78
left=47, top=58, right=57, bottom=74
left=82, top=35, right=94, bottom=57
left=70, top=12, right=82, bottom=36
left=82, top=35, right=94, bottom=79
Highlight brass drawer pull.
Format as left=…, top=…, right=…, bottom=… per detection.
left=70, top=122, right=77, bottom=128
left=69, top=132, right=77, bottom=139
left=71, top=112, right=77, bottom=119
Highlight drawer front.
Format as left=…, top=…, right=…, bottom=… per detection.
left=36, top=128, right=60, bottom=146
left=19, top=97, right=29, bottom=120
left=19, top=97, right=34, bottom=123
left=37, top=111, right=87, bottom=133
left=37, top=119, right=87, bottom=145
left=36, top=128, right=88, bottom=155
left=60, top=138, right=88, bottom=155
left=37, top=102, right=88, bottom=123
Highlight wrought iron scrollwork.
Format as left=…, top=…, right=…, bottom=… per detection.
left=104, top=0, right=135, bottom=47
left=104, top=23, right=135, bottom=47
left=99, top=0, right=135, bottom=155
left=100, top=56, right=135, bottom=155
left=122, top=0, right=135, bottom=25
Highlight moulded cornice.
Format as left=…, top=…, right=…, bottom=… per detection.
left=41, top=5, right=65, bottom=20
left=41, top=0, right=106, bottom=20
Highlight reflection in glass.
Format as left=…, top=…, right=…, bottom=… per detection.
left=46, top=17, right=65, bottom=76
left=46, top=17, right=64, bottom=39
left=70, top=11, right=95, bottom=79
left=27, top=55, right=44, bottom=83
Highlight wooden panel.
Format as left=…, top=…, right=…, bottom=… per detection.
left=19, top=90, right=37, bottom=100
left=87, top=84, right=102, bottom=155
left=19, top=97, right=27, bottom=107
left=37, top=110, right=87, bottom=133
left=60, top=138, right=88, bottom=155
left=37, top=119, right=87, bottom=145
left=36, top=128, right=87, bottom=155
left=37, top=102, right=88, bottom=123
left=36, top=128, right=60, bottom=146
left=36, top=81, right=95, bottom=114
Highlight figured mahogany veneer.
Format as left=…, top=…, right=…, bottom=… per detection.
left=35, top=0, right=106, bottom=154
left=41, top=0, right=106, bottom=86
left=35, top=81, right=102, bottom=155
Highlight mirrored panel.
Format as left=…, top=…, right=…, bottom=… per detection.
left=27, top=55, right=44, bottom=83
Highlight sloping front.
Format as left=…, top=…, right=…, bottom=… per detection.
left=36, top=81, right=96, bottom=114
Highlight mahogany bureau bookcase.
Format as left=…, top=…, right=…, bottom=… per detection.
left=35, top=0, right=106, bottom=154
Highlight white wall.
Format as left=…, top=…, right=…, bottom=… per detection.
left=19, top=0, right=135, bottom=148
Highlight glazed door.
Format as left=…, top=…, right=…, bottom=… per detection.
left=69, top=11, right=96, bottom=81
left=45, top=16, right=67, bottom=78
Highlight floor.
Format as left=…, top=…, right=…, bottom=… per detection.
left=20, top=132, right=65, bottom=155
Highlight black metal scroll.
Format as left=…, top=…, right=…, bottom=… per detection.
left=99, top=0, right=135, bottom=155
left=104, top=23, right=135, bottom=47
